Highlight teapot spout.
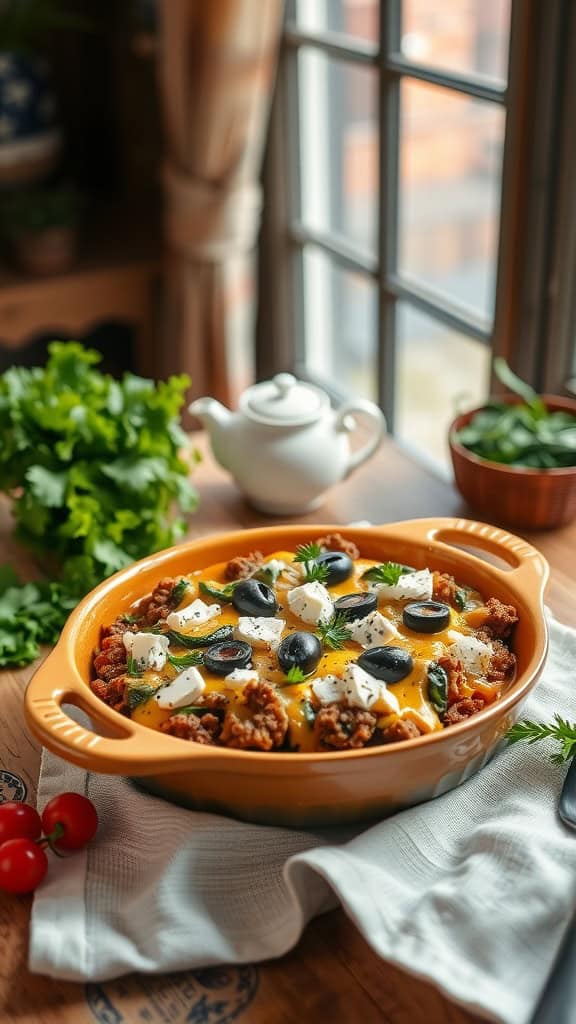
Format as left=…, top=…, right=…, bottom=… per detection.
left=188, top=397, right=234, bottom=470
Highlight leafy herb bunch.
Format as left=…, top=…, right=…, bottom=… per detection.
left=0, top=342, right=198, bottom=619
left=455, top=359, right=576, bottom=469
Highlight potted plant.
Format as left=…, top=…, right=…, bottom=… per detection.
left=449, top=360, right=576, bottom=529
left=1, top=183, right=79, bottom=274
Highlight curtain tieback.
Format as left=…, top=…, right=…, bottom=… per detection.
left=163, top=163, right=262, bottom=262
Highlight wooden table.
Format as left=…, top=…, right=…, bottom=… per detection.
left=2, top=434, right=575, bottom=1024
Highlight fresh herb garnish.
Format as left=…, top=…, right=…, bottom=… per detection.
left=455, top=359, right=576, bottom=468
left=316, top=612, right=352, bottom=651
left=362, top=562, right=413, bottom=586
left=293, top=542, right=323, bottom=564
left=167, top=651, right=204, bottom=671
left=169, top=579, right=191, bottom=608
left=126, top=653, right=142, bottom=678
left=293, top=542, right=329, bottom=585
left=253, top=561, right=283, bottom=585
left=199, top=580, right=237, bottom=603
left=125, top=682, right=156, bottom=708
left=454, top=588, right=467, bottom=612
left=301, top=698, right=317, bottom=727
left=507, top=715, right=576, bottom=765
left=163, top=625, right=234, bottom=649
left=284, top=665, right=307, bottom=684
left=427, top=662, right=448, bottom=716
left=121, top=613, right=139, bottom=624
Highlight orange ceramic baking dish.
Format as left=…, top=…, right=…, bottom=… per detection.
left=25, top=518, right=549, bottom=827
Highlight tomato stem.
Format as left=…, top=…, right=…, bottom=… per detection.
left=37, top=822, right=66, bottom=853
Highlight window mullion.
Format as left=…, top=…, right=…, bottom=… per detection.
left=378, top=0, right=402, bottom=430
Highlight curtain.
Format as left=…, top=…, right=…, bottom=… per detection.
left=158, top=0, right=284, bottom=405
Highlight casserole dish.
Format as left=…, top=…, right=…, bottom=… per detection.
left=25, top=518, right=549, bottom=827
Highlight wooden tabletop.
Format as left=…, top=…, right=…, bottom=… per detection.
left=2, top=433, right=575, bottom=1024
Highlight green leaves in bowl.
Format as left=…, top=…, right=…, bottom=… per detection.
left=454, top=359, right=576, bottom=469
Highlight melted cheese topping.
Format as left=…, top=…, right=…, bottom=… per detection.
left=125, top=551, right=500, bottom=752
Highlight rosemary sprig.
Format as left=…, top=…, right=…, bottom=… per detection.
left=199, top=580, right=237, bottom=603
left=167, top=651, right=204, bottom=671
left=169, top=579, right=191, bottom=608
left=507, top=715, right=576, bottom=765
left=293, top=542, right=322, bottom=564
left=302, top=562, right=329, bottom=585
left=362, top=562, right=413, bottom=586
left=316, top=611, right=352, bottom=651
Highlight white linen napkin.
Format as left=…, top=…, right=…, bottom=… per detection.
left=30, top=612, right=576, bottom=1024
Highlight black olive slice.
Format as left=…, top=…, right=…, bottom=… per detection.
left=277, top=631, right=322, bottom=675
left=232, top=578, right=278, bottom=618
left=204, top=640, right=253, bottom=675
left=314, top=550, right=354, bottom=585
left=357, top=646, right=413, bottom=683
left=403, top=601, right=451, bottom=634
left=334, top=591, right=378, bottom=622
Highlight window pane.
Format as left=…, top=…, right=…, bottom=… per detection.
left=299, top=49, right=378, bottom=255
left=296, top=0, right=379, bottom=44
left=395, top=304, right=490, bottom=468
left=398, top=79, right=505, bottom=322
left=399, top=0, right=511, bottom=84
left=302, top=247, right=377, bottom=401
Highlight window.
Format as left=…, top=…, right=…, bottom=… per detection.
left=258, top=0, right=575, bottom=469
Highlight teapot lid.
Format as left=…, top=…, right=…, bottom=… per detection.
left=241, top=373, right=329, bottom=426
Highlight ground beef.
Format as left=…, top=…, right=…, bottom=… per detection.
left=134, top=576, right=186, bottom=627
left=486, top=639, right=516, bottom=682
left=160, top=712, right=221, bottom=744
left=380, top=717, right=422, bottom=743
left=432, top=571, right=458, bottom=605
left=314, top=703, right=376, bottom=750
left=93, top=634, right=127, bottom=682
left=479, top=597, right=519, bottom=640
left=314, top=533, right=360, bottom=560
left=90, top=674, right=128, bottom=714
left=200, top=692, right=230, bottom=710
left=219, top=680, right=288, bottom=751
left=224, top=551, right=264, bottom=581
left=437, top=653, right=467, bottom=705
left=101, top=617, right=138, bottom=639
left=444, top=697, right=485, bottom=725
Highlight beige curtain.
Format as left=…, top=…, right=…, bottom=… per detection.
left=158, top=0, right=284, bottom=405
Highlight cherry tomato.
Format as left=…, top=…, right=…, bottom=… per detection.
left=41, top=792, right=98, bottom=851
left=0, top=838, right=48, bottom=894
left=0, top=802, right=42, bottom=844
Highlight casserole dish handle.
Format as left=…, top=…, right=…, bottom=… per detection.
left=376, top=517, right=549, bottom=595
left=24, top=648, right=213, bottom=774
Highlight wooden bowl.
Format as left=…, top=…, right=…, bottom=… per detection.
left=449, top=396, right=576, bottom=530
left=24, top=519, right=548, bottom=827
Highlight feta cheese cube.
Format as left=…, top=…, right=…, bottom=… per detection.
left=155, top=666, right=205, bottom=709
left=234, top=616, right=285, bottom=650
left=166, top=599, right=221, bottom=630
left=348, top=610, right=399, bottom=648
left=372, top=685, right=401, bottom=715
left=287, top=581, right=334, bottom=625
left=225, top=668, right=259, bottom=688
left=123, top=631, right=169, bottom=672
left=447, top=632, right=492, bottom=676
left=310, top=674, right=342, bottom=705
left=341, top=663, right=382, bottom=710
left=371, top=568, right=433, bottom=603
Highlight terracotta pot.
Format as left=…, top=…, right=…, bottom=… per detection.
left=449, top=396, right=576, bottom=530
left=25, top=519, right=548, bottom=827
left=13, top=225, right=77, bottom=276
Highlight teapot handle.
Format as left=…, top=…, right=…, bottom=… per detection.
left=335, top=399, right=387, bottom=477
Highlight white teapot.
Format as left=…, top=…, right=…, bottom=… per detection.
left=189, top=373, right=386, bottom=515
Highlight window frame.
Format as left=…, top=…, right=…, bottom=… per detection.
left=257, top=0, right=548, bottom=425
